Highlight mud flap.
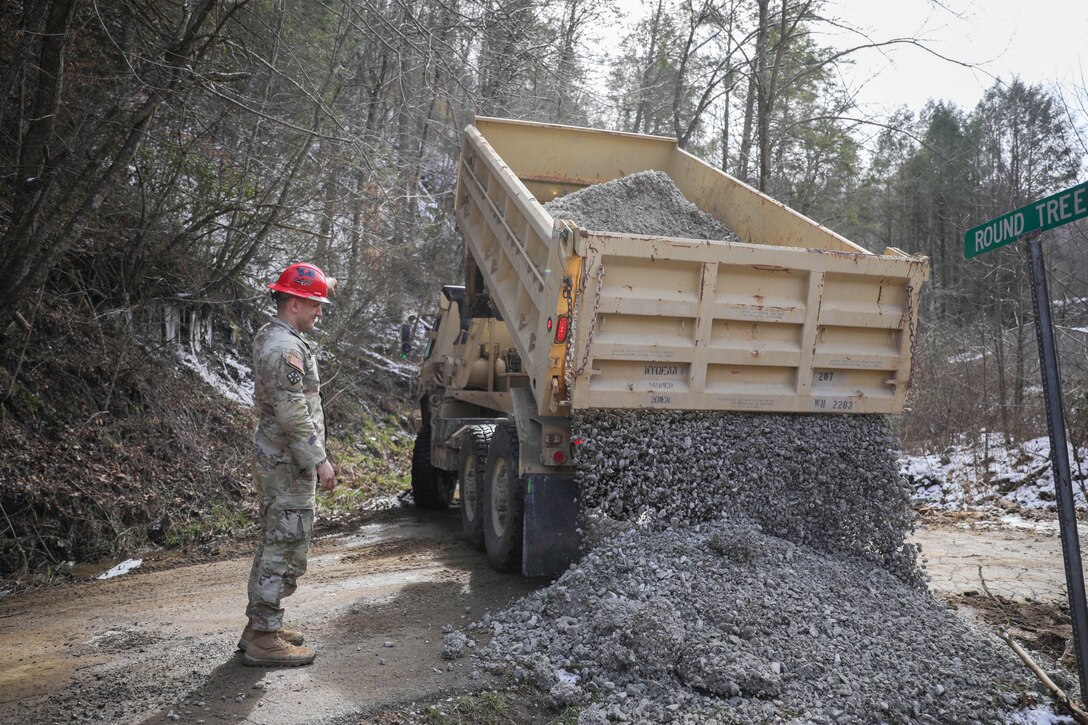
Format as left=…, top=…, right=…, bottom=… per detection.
left=521, top=474, right=580, bottom=577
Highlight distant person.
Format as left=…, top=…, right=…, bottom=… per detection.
left=399, top=315, right=417, bottom=359
left=238, top=262, right=337, bottom=667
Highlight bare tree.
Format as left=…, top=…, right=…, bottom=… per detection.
left=0, top=0, right=232, bottom=318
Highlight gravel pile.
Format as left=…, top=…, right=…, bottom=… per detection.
left=574, top=410, right=922, bottom=585
left=473, top=520, right=1048, bottom=723
left=544, top=169, right=740, bottom=242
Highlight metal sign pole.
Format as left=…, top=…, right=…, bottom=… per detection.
left=1024, top=230, right=1088, bottom=697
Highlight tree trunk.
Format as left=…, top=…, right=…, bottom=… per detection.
left=317, top=166, right=339, bottom=268
left=633, top=0, right=665, bottom=134
left=737, top=0, right=765, bottom=184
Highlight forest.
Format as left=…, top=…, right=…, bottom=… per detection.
left=2, top=0, right=1088, bottom=576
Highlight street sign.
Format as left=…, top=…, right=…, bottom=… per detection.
left=964, top=179, right=1088, bottom=258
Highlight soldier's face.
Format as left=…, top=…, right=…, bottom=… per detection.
left=294, top=298, right=322, bottom=332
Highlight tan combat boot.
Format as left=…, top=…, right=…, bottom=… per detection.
left=241, top=631, right=316, bottom=667
left=237, top=625, right=304, bottom=651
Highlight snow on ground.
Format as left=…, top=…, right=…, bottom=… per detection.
left=172, top=323, right=417, bottom=409
left=947, top=351, right=984, bottom=363
left=902, top=432, right=1088, bottom=511
left=97, top=559, right=142, bottom=580
left=1007, top=707, right=1076, bottom=724
left=178, top=348, right=254, bottom=406
left=362, top=347, right=417, bottom=379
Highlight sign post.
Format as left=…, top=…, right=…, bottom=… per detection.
left=1024, top=232, right=1088, bottom=701
left=965, top=185, right=1088, bottom=699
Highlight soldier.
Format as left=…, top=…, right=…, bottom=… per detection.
left=238, top=262, right=337, bottom=667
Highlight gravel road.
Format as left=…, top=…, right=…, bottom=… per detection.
left=0, top=505, right=1082, bottom=724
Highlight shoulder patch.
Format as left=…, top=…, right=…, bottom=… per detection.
left=285, top=351, right=305, bottom=374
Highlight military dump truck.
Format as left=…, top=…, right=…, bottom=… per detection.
left=410, top=117, right=929, bottom=576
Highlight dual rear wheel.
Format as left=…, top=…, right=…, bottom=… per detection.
left=410, top=420, right=524, bottom=573
left=457, top=426, right=491, bottom=551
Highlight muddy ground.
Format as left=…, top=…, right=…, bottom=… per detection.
left=0, top=505, right=1083, bottom=725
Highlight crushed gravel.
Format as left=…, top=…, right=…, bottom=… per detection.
left=468, top=413, right=1046, bottom=723
left=543, top=169, right=740, bottom=242
left=574, top=410, right=922, bottom=586
left=473, top=520, right=1051, bottom=724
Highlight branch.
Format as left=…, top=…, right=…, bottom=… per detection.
left=204, top=85, right=357, bottom=144
left=777, top=113, right=932, bottom=152
left=1001, top=633, right=1088, bottom=724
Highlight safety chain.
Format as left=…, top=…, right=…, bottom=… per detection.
left=563, top=275, right=578, bottom=389
left=565, top=260, right=604, bottom=388
left=905, top=283, right=917, bottom=388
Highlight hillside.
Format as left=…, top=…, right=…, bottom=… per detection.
left=0, top=288, right=417, bottom=588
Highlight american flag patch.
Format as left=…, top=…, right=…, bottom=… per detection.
left=286, top=351, right=304, bottom=373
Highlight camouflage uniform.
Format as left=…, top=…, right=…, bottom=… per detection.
left=246, top=317, right=326, bottom=632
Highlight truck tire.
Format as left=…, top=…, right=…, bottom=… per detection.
left=482, top=422, right=524, bottom=572
left=411, top=424, right=456, bottom=510
left=458, top=426, right=492, bottom=551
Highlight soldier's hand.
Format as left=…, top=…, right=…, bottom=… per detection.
left=317, top=459, right=336, bottom=492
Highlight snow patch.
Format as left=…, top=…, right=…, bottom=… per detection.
left=362, top=348, right=417, bottom=379
left=178, top=349, right=253, bottom=406
left=98, top=559, right=142, bottom=580
left=947, top=351, right=983, bottom=363
left=1006, top=706, right=1075, bottom=724
left=902, top=433, right=1088, bottom=512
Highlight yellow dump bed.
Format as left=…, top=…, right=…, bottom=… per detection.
left=454, top=117, right=929, bottom=417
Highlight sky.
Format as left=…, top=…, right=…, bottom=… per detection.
left=599, top=0, right=1087, bottom=116
left=817, top=0, right=1086, bottom=113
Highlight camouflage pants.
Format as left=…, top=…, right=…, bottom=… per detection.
left=246, top=455, right=317, bottom=632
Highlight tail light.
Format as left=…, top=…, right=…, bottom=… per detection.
left=554, top=315, right=570, bottom=344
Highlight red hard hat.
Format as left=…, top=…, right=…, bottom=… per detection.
left=268, top=263, right=333, bottom=303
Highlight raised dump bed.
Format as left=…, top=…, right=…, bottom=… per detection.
left=455, top=117, right=929, bottom=418
left=417, top=117, right=930, bottom=576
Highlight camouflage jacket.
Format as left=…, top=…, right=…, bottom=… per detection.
left=252, top=317, right=326, bottom=469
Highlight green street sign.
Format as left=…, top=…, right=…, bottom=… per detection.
left=964, top=179, right=1088, bottom=258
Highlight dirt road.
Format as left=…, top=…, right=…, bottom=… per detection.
left=0, top=503, right=543, bottom=725
left=913, top=512, right=1088, bottom=602
left=0, top=507, right=1081, bottom=724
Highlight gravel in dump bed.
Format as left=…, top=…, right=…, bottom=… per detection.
left=474, top=520, right=1046, bottom=724
left=543, top=169, right=740, bottom=242
left=573, top=409, right=923, bottom=586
